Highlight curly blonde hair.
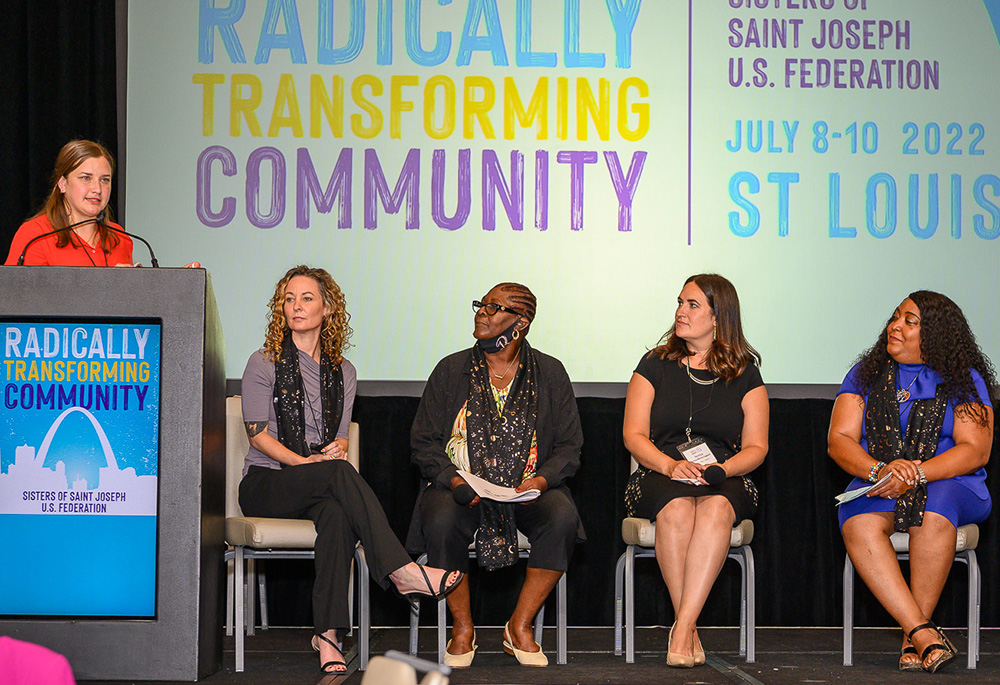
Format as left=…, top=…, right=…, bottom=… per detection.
left=263, top=265, right=353, bottom=365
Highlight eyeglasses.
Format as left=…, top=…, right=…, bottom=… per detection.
left=472, top=300, right=522, bottom=317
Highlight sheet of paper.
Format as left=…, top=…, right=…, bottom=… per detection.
left=835, top=473, right=893, bottom=506
left=458, top=470, right=541, bottom=503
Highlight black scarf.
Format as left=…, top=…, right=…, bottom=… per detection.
left=272, top=335, right=344, bottom=458
left=466, top=342, right=538, bottom=570
left=865, top=361, right=947, bottom=532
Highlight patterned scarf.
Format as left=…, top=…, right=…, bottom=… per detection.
left=466, top=342, right=538, bottom=570
left=864, top=361, right=947, bottom=532
left=272, top=334, right=344, bottom=458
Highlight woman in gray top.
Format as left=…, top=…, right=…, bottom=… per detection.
left=239, top=265, right=463, bottom=674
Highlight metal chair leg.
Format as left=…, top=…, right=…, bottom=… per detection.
left=356, top=547, right=370, bottom=671
left=614, top=552, right=625, bottom=656
left=257, top=562, right=269, bottom=630
left=744, top=546, right=756, bottom=662
left=225, top=551, right=234, bottom=637
left=843, top=555, right=855, bottom=666
left=556, top=573, right=567, bottom=664
left=235, top=546, right=245, bottom=672
left=624, top=545, right=636, bottom=663
left=246, top=557, right=256, bottom=636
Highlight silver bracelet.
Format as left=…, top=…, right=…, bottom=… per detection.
left=915, top=464, right=928, bottom=485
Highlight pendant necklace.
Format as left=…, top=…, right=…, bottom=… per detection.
left=896, top=367, right=923, bottom=403
left=486, top=355, right=517, bottom=380
left=685, top=359, right=716, bottom=441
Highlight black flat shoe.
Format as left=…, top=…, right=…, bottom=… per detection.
left=393, top=566, right=464, bottom=610
left=311, top=634, right=347, bottom=674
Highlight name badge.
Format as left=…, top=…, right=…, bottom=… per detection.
left=677, top=437, right=718, bottom=465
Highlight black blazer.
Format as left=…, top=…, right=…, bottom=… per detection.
left=406, top=345, right=584, bottom=551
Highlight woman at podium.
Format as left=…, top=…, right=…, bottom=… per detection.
left=5, top=140, right=133, bottom=266
left=239, top=265, right=463, bottom=674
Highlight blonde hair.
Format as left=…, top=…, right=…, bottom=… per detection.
left=263, top=266, right=353, bottom=365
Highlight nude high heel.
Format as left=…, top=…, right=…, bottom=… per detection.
left=666, top=623, right=695, bottom=668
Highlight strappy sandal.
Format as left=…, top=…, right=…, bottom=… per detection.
left=393, top=566, right=464, bottom=610
left=311, top=633, right=347, bottom=674
left=907, top=621, right=955, bottom=673
left=898, top=645, right=921, bottom=671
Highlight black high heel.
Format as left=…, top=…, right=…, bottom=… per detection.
left=393, top=566, right=464, bottom=610
left=311, top=633, right=347, bottom=674
left=907, top=621, right=955, bottom=673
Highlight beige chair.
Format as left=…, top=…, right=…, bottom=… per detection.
left=409, top=534, right=568, bottom=665
left=613, top=458, right=755, bottom=663
left=362, top=650, right=450, bottom=685
left=843, top=523, right=981, bottom=669
left=224, top=395, right=369, bottom=672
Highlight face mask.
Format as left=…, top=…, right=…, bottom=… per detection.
left=477, top=317, right=521, bottom=353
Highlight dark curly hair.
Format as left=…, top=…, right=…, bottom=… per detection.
left=649, top=273, right=761, bottom=383
left=852, top=291, right=996, bottom=426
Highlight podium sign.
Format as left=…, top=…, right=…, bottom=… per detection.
left=0, top=267, right=225, bottom=681
left=1, top=320, right=162, bottom=617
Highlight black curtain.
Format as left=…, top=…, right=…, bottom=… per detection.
left=0, top=0, right=119, bottom=260
left=261, top=396, right=1000, bottom=630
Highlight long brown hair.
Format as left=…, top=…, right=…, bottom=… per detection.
left=263, top=265, right=353, bottom=365
left=36, top=140, right=120, bottom=251
left=650, top=273, right=761, bottom=382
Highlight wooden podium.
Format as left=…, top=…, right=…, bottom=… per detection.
left=0, top=267, right=225, bottom=681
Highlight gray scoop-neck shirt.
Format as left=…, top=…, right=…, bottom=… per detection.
left=240, top=348, right=356, bottom=476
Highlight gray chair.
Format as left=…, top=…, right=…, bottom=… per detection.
left=843, top=523, right=981, bottom=669
left=409, top=534, right=568, bottom=665
left=614, top=516, right=756, bottom=662
left=224, top=395, right=369, bottom=672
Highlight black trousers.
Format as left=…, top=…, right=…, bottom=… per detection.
left=239, top=461, right=412, bottom=634
left=420, top=485, right=579, bottom=572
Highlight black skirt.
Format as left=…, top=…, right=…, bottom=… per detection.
left=625, top=465, right=758, bottom=523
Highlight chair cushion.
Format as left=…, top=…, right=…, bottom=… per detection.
left=622, top=517, right=753, bottom=548
left=889, top=523, right=979, bottom=553
left=225, top=516, right=317, bottom=548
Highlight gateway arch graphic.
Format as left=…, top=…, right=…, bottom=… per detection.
left=36, top=406, right=121, bottom=473
left=0, top=405, right=159, bottom=517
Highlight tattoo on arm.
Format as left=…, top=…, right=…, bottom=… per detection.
left=244, top=421, right=267, bottom=439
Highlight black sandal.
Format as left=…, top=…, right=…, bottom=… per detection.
left=393, top=566, right=464, bottom=610
left=311, top=633, right=347, bottom=674
left=907, top=621, right=955, bottom=673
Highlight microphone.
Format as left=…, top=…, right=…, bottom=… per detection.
left=453, top=483, right=478, bottom=506
left=16, top=214, right=107, bottom=265
left=100, top=220, right=160, bottom=268
left=704, top=464, right=727, bottom=486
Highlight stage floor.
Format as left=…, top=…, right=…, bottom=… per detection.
left=81, top=626, right=997, bottom=684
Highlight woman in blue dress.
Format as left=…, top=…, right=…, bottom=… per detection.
left=829, top=290, right=994, bottom=673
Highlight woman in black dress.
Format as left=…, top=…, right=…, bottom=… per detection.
left=623, top=274, right=768, bottom=668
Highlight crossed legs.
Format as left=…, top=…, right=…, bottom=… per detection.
left=842, top=511, right=956, bottom=668
left=654, top=494, right=735, bottom=658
